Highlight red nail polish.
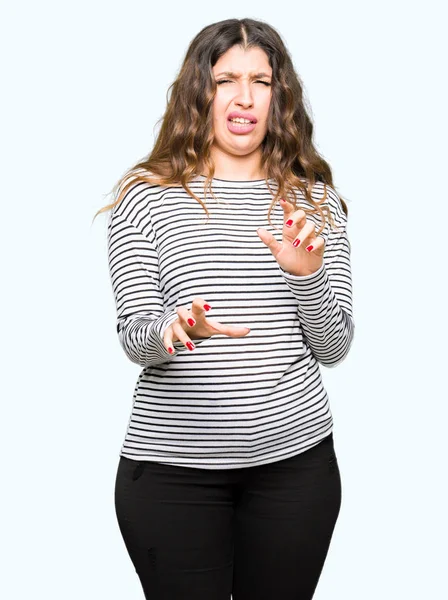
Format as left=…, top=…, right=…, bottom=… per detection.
left=293, top=239, right=301, bottom=247
left=187, top=318, right=195, bottom=326
left=285, top=219, right=293, bottom=227
left=203, top=304, right=212, bottom=311
left=168, top=347, right=174, bottom=354
left=186, top=341, right=195, bottom=351
left=306, top=245, right=314, bottom=252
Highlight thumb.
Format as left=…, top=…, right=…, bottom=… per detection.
left=257, top=228, right=281, bottom=259
left=206, top=320, right=250, bottom=337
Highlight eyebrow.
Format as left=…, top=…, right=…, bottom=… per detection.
left=215, top=71, right=272, bottom=79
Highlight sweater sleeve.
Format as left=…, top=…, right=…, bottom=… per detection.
left=107, top=211, right=210, bottom=367
left=278, top=187, right=355, bottom=368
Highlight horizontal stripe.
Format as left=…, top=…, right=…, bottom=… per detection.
left=107, top=175, right=355, bottom=469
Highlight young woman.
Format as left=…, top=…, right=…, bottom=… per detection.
left=96, top=17, right=355, bottom=600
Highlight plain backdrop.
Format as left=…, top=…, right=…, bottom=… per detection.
left=1, top=1, right=447, bottom=598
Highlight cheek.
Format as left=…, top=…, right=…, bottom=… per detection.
left=262, top=95, right=272, bottom=117
left=212, top=97, right=227, bottom=121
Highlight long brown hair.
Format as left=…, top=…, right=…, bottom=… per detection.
left=93, top=18, right=349, bottom=236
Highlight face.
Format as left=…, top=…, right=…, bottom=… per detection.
left=211, top=45, right=272, bottom=158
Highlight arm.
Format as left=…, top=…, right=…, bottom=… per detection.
left=107, top=211, right=210, bottom=367
left=278, top=188, right=355, bottom=367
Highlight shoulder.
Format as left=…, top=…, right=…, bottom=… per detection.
left=111, top=172, right=170, bottom=225
left=307, top=180, right=347, bottom=230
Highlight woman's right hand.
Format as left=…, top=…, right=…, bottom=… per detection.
left=163, top=297, right=251, bottom=354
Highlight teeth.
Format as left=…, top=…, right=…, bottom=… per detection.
left=230, top=117, right=252, bottom=124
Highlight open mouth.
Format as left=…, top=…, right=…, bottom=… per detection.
left=226, top=119, right=257, bottom=134
left=228, top=117, right=256, bottom=124
left=227, top=112, right=258, bottom=125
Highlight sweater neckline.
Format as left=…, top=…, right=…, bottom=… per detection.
left=192, top=174, right=275, bottom=188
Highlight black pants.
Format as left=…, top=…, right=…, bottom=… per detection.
left=114, top=432, right=341, bottom=600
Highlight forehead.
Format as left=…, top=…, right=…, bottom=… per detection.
left=213, top=46, right=272, bottom=74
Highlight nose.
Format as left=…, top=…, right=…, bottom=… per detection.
left=234, top=81, right=254, bottom=108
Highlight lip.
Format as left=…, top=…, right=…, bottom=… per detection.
left=227, top=111, right=258, bottom=123
left=227, top=120, right=257, bottom=135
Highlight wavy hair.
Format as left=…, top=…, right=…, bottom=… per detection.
left=93, top=17, right=349, bottom=236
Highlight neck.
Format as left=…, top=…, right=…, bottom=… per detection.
left=198, top=147, right=267, bottom=181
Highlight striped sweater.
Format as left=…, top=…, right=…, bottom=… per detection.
left=106, top=174, right=355, bottom=469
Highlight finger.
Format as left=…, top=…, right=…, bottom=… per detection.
left=278, top=197, right=293, bottom=210
left=163, top=323, right=177, bottom=354
left=206, top=319, right=251, bottom=337
left=304, top=235, right=326, bottom=254
left=291, top=221, right=316, bottom=248
left=171, top=321, right=196, bottom=351
left=256, top=227, right=282, bottom=260
left=177, top=305, right=196, bottom=328
left=278, top=197, right=297, bottom=215
left=191, top=297, right=212, bottom=316
left=284, top=208, right=307, bottom=230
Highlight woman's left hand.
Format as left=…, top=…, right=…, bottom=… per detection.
left=257, top=198, right=325, bottom=277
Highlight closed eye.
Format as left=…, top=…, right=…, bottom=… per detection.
left=216, top=80, right=271, bottom=86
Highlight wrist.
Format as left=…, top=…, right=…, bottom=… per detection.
left=281, top=261, right=325, bottom=278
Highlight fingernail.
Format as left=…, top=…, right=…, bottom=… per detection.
left=186, top=341, right=195, bottom=351
left=187, top=318, right=195, bottom=326
left=203, top=304, right=212, bottom=311
left=285, top=219, right=293, bottom=227
left=168, top=347, right=174, bottom=354
left=306, top=245, right=314, bottom=252
left=293, top=238, right=301, bottom=247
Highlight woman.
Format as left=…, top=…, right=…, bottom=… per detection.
left=96, top=17, right=355, bottom=600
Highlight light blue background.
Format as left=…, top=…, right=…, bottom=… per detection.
left=1, top=1, right=447, bottom=598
